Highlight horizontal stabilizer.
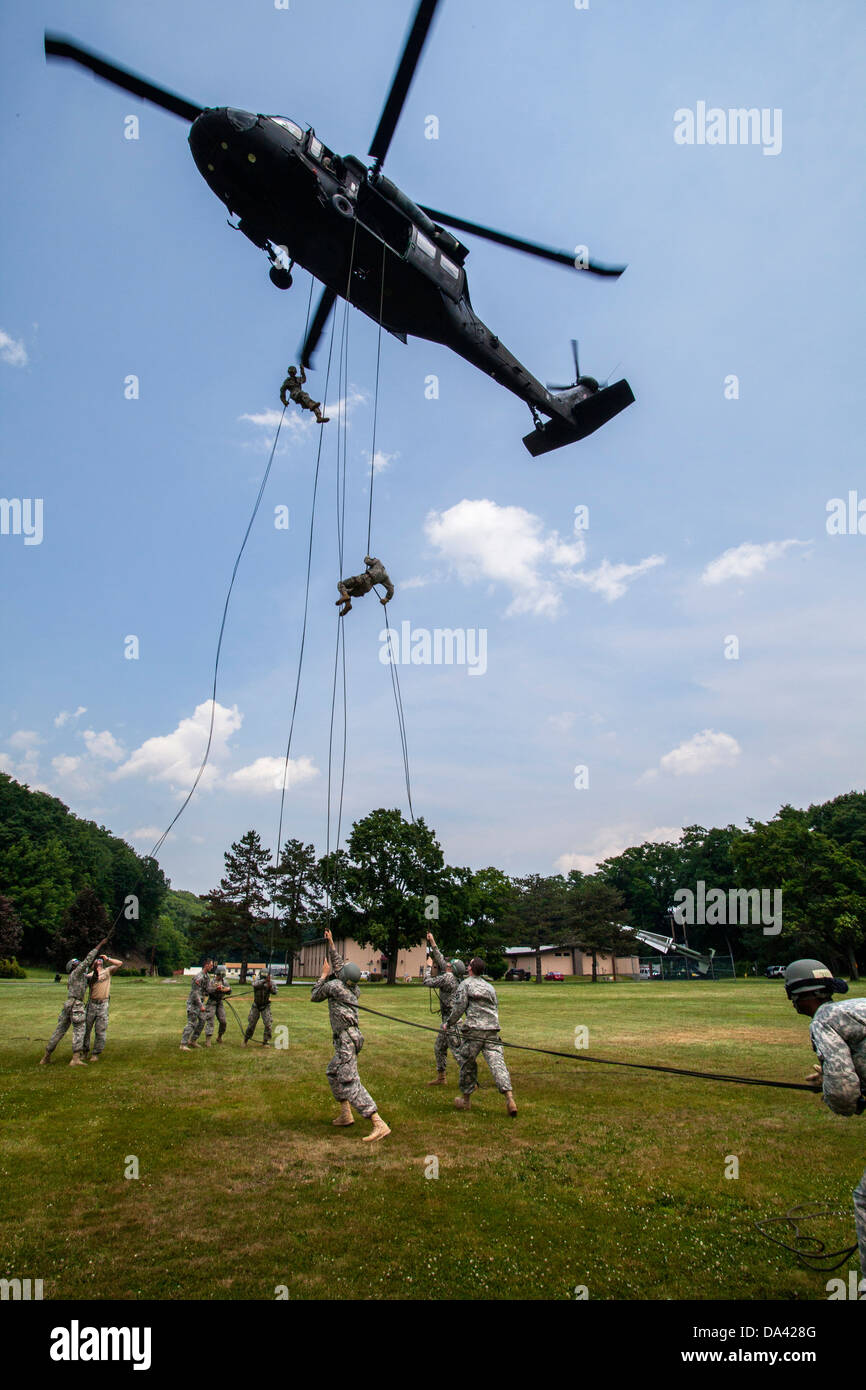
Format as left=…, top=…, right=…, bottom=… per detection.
left=523, top=378, right=634, bottom=457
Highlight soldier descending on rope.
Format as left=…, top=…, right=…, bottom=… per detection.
left=39, top=934, right=111, bottom=1066
left=310, top=928, right=390, bottom=1142
left=423, top=930, right=466, bottom=1086
left=180, top=958, right=213, bottom=1052
left=204, top=964, right=232, bottom=1046
left=335, top=556, right=394, bottom=617
left=82, top=953, right=124, bottom=1062
left=279, top=365, right=329, bottom=424
left=244, top=968, right=277, bottom=1046
left=446, top=957, right=518, bottom=1118
left=785, top=958, right=866, bottom=1277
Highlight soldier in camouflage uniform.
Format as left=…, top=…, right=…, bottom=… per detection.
left=335, top=556, right=394, bottom=617
left=786, top=958, right=866, bottom=1276
left=180, top=959, right=213, bottom=1051
left=204, top=964, right=231, bottom=1046
left=423, top=930, right=465, bottom=1085
left=244, top=969, right=277, bottom=1045
left=82, top=954, right=123, bottom=1061
left=39, top=935, right=110, bottom=1066
left=446, top=957, right=517, bottom=1117
left=310, top=928, right=390, bottom=1141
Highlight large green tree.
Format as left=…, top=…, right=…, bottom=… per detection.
left=563, top=873, right=632, bottom=981
left=203, top=830, right=273, bottom=980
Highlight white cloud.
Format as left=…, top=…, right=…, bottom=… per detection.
left=8, top=730, right=42, bottom=750
left=240, top=387, right=365, bottom=445
left=700, top=539, right=807, bottom=585
left=364, top=449, right=397, bottom=475
left=129, top=826, right=166, bottom=842
left=82, top=729, right=125, bottom=762
left=573, top=555, right=666, bottom=602
left=0, top=329, right=28, bottom=368
left=547, top=711, right=577, bottom=734
left=401, top=575, right=429, bottom=590
left=650, top=729, right=742, bottom=778
left=51, top=755, right=82, bottom=776
left=227, top=755, right=319, bottom=795
left=54, top=706, right=87, bottom=728
left=424, top=499, right=664, bottom=617
left=555, top=824, right=683, bottom=875
left=114, top=700, right=242, bottom=788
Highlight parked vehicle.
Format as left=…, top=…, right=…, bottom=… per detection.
left=504, top=968, right=532, bottom=981
left=765, top=964, right=785, bottom=979
left=544, top=971, right=565, bottom=981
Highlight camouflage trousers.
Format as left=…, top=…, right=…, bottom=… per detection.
left=434, top=1021, right=462, bottom=1073
left=83, top=998, right=110, bottom=1055
left=46, top=999, right=86, bottom=1055
left=245, top=1003, right=273, bottom=1043
left=204, top=999, right=227, bottom=1039
left=457, top=1029, right=512, bottom=1096
left=326, top=1027, right=377, bottom=1117
left=181, top=1005, right=206, bottom=1046
left=854, top=1165, right=866, bottom=1276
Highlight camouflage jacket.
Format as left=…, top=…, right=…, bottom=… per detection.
left=424, top=944, right=460, bottom=1020
left=310, top=941, right=360, bottom=1032
left=447, top=975, right=501, bottom=1033
left=253, top=977, right=276, bottom=1008
left=205, top=973, right=230, bottom=1001
left=810, top=997, right=866, bottom=1117
left=186, top=970, right=208, bottom=1009
left=67, top=945, right=103, bottom=1003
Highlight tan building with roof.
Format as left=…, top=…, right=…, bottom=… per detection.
left=295, top=937, right=429, bottom=980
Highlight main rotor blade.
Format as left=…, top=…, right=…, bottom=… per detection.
left=45, top=34, right=204, bottom=123
left=571, top=339, right=580, bottom=378
left=418, top=207, right=626, bottom=277
left=300, top=287, right=338, bottom=369
left=368, top=0, right=440, bottom=167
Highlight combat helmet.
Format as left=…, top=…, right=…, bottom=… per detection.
left=450, top=958, right=467, bottom=976
left=339, top=961, right=362, bottom=984
left=783, top=958, right=848, bottom=999
left=66, top=958, right=80, bottom=974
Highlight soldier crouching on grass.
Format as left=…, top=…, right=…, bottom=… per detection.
left=310, top=928, right=390, bottom=1142
left=180, top=958, right=213, bottom=1051
left=446, top=957, right=517, bottom=1118
left=785, top=957, right=866, bottom=1277
left=40, top=934, right=111, bottom=1067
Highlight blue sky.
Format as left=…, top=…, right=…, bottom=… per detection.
left=1, top=0, right=864, bottom=895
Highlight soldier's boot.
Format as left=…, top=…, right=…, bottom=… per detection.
left=362, top=1112, right=391, bottom=1142
left=203, top=1036, right=212, bottom=1047
left=180, top=1044, right=194, bottom=1052
left=217, top=1033, right=225, bottom=1044
left=89, top=1053, right=101, bottom=1063
left=314, top=408, right=330, bottom=425
left=69, top=1052, right=86, bottom=1066
left=39, top=1050, right=51, bottom=1065
left=189, top=1041, right=201, bottom=1049
left=454, top=1094, right=471, bottom=1110
left=332, top=1102, right=354, bottom=1127
left=505, top=1091, right=517, bottom=1118
left=427, top=1072, right=447, bottom=1085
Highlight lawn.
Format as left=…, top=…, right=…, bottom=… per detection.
left=1, top=975, right=863, bottom=1301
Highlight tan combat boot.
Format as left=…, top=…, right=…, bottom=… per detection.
left=332, top=1102, right=354, bottom=1127
left=362, top=1112, right=391, bottom=1142
left=69, top=1052, right=86, bottom=1066
left=203, top=1036, right=212, bottom=1048
left=427, top=1072, right=447, bottom=1085
left=89, top=1054, right=100, bottom=1063
left=38, top=1051, right=51, bottom=1065
left=180, top=1044, right=193, bottom=1052
left=454, top=1094, right=471, bottom=1110
left=505, top=1091, right=517, bottom=1118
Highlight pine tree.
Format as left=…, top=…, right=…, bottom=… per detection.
left=210, top=831, right=272, bottom=981
left=268, top=839, right=319, bottom=983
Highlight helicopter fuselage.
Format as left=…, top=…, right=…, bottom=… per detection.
left=188, top=107, right=574, bottom=425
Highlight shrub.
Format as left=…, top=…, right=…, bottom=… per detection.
left=0, top=957, right=26, bottom=978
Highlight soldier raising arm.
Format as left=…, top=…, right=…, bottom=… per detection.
left=40, top=935, right=110, bottom=1067
left=310, top=928, right=390, bottom=1142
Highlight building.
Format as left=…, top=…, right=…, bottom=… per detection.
left=295, top=937, right=429, bottom=980
left=504, top=944, right=640, bottom=980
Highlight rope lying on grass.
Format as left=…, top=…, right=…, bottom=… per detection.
left=351, top=1002, right=816, bottom=1092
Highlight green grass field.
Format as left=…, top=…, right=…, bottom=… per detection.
left=1, top=976, right=863, bottom=1301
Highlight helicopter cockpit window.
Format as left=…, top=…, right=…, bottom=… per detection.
left=270, top=117, right=303, bottom=141
left=308, top=136, right=323, bottom=160
left=414, top=231, right=436, bottom=259
left=440, top=255, right=460, bottom=279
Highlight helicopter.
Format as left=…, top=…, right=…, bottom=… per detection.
left=45, top=0, right=634, bottom=458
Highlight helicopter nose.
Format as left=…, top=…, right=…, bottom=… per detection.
left=188, top=108, right=261, bottom=177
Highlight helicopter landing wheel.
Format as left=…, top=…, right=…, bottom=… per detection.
left=269, top=265, right=293, bottom=290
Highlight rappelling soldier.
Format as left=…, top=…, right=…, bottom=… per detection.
left=204, top=964, right=231, bottom=1046
left=244, top=968, right=277, bottom=1046
left=446, top=957, right=517, bottom=1118
left=423, top=930, right=465, bottom=1086
left=39, top=934, right=110, bottom=1066
left=180, top=958, right=213, bottom=1051
left=785, top=958, right=866, bottom=1277
left=310, top=928, right=390, bottom=1141
left=279, top=365, right=329, bottom=423
left=336, top=555, right=394, bottom=617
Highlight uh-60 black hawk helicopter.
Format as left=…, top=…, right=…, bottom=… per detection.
left=45, top=0, right=634, bottom=457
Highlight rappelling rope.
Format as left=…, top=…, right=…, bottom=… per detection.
left=348, top=1001, right=816, bottom=1091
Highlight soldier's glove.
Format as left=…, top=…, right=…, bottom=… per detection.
left=805, top=1063, right=824, bottom=1090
